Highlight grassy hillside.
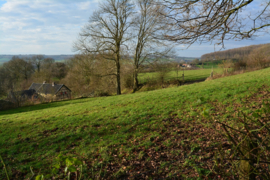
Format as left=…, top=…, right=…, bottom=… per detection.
left=1, top=68, right=270, bottom=179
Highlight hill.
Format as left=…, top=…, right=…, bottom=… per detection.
left=1, top=68, right=270, bottom=179
left=0, top=54, right=74, bottom=64
left=201, top=43, right=270, bottom=61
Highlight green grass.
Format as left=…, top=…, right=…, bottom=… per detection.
left=139, top=68, right=222, bottom=83
left=196, top=60, right=222, bottom=69
left=1, top=68, right=270, bottom=178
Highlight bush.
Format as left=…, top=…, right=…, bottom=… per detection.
left=204, top=101, right=270, bottom=178
left=233, top=60, right=247, bottom=71
left=94, top=90, right=110, bottom=97
left=123, top=74, right=133, bottom=89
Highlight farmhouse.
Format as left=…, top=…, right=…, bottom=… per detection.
left=182, top=64, right=192, bottom=68
left=29, top=82, right=71, bottom=100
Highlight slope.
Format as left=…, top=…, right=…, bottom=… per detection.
left=1, top=68, right=270, bottom=179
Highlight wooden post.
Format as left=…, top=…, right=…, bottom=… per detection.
left=182, top=67, right=185, bottom=82
left=177, top=65, right=179, bottom=79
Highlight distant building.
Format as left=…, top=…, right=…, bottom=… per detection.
left=29, top=82, right=71, bottom=100
left=182, top=64, right=192, bottom=68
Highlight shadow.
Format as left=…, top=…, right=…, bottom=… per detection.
left=0, top=98, right=91, bottom=116
left=181, top=78, right=207, bottom=86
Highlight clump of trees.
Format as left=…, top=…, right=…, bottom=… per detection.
left=0, top=55, right=67, bottom=97
left=62, top=53, right=133, bottom=97
left=220, top=44, right=270, bottom=74
left=247, top=44, right=270, bottom=69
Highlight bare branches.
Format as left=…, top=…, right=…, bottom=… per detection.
left=131, top=0, right=175, bottom=92
left=159, top=0, right=270, bottom=47
left=74, top=0, right=134, bottom=95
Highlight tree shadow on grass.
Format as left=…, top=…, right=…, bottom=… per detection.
left=0, top=97, right=92, bottom=116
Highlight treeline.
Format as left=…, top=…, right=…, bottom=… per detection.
left=213, top=44, right=270, bottom=77
left=0, top=53, right=179, bottom=99
left=0, top=55, right=74, bottom=62
left=201, top=43, right=270, bottom=61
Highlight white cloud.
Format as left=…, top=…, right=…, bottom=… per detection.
left=0, top=0, right=269, bottom=56
left=0, top=0, right=99, bottom=54
left=77, top=1, right=91, bottom=10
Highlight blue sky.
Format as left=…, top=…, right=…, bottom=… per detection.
left=0, top=0, right=269, bottom=57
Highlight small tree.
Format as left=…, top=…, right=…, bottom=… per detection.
left=2, top=57, right=34, bottom=91
left=218, top=59, right=234, bottom=74
left=31, top=55, right=45, bottom=73
left=191, top=58, right=199, bottom=65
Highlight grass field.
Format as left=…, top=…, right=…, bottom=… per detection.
left=196, top=60, right=222, bottom=69
left=1, top=68, right=270, bottom=179
left=139, top=68, right=222, bottom=83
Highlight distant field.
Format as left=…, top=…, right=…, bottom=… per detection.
left=196, top=60, right=222, bottom=69
left=1, top=68, right=270, bottom=179
left=139, top=68, right=223, bottom=83
left=0, top=58, right=9, bottom=64
left=0, top=58, right=66, bottom=63
left=55, top=59, right=67, bottom=63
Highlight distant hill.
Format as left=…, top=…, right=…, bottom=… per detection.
left=0, top=54, right=74, bottom=64
left=170, top=56, right=200, bottom=62
left=201, top=43, right=270, bottom=61
left=0, top=54, right=199, bottom=64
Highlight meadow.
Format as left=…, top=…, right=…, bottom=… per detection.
left=1, top=68, right=270, bottom=179
left=196, top=60, right=221, bottom=69
left=139, top=68, right=222, bottom=83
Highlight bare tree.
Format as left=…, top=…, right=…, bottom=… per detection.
left=74, top=0, right=134, bottom=95
left=63, top=53, right=116, bottom=97
left=51, top=62, right=67, bottom=80
left=191, top=58, right=199, bottom=65
left=160, top=0, right=270, bottom=46
left=31, top=55, right=45, bottom=73
left=0, top=67, right=11, bottom=96
left=42, top=57, right=55, bottom=69
left=3, top=57, right=34, bottom=83
left=0, top=57, right=34, bottom=94
left=131, top=0, right=174, bottom=92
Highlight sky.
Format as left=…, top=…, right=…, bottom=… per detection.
left=0, top=0, right=269, bottom=58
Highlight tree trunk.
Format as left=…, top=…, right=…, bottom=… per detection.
left=133, top=68, right=139, bottom=93
left=116, top=59, right=121, bottom=95
left=115, top=42, right=121, bottom=95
